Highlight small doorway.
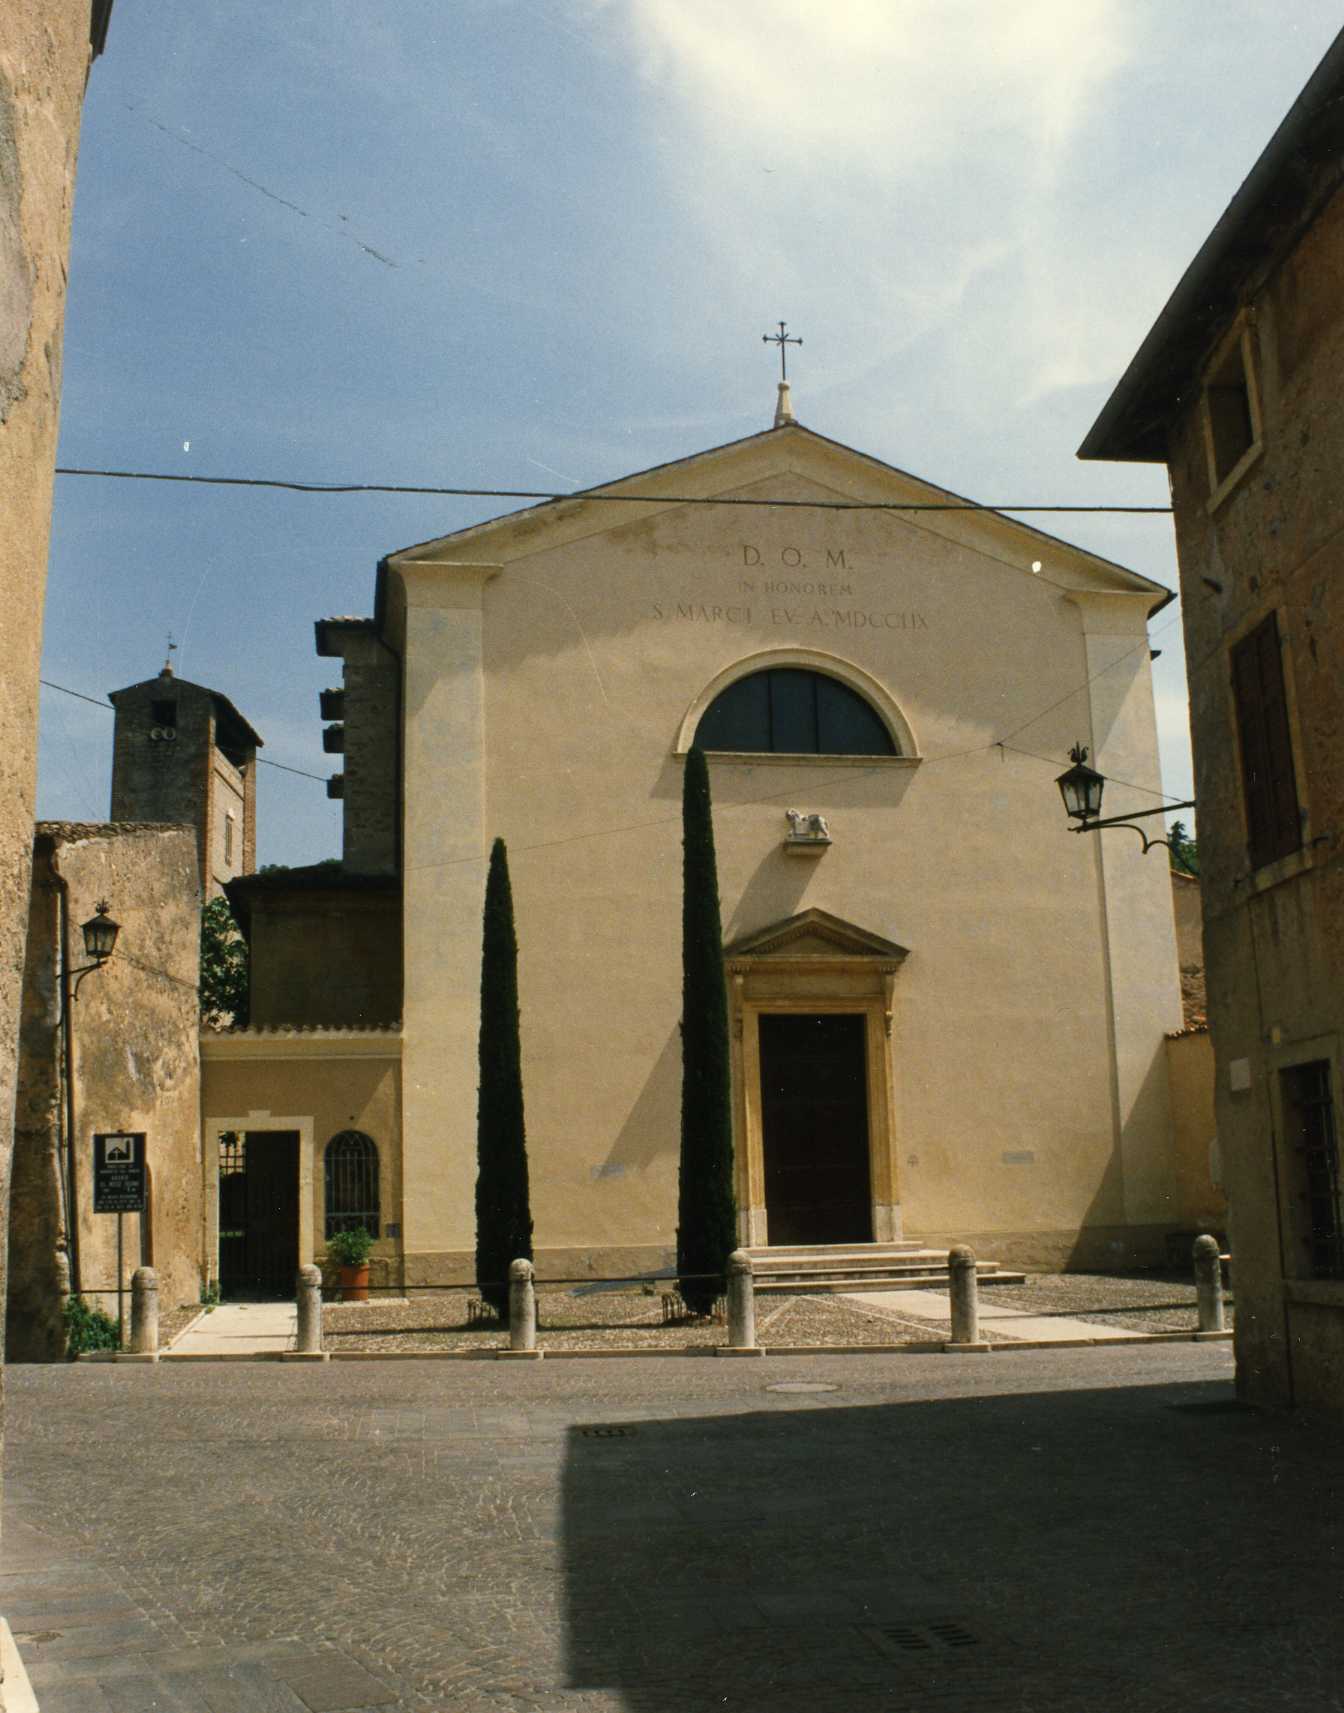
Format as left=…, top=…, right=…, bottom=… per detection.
left=759, top=1013, right=872, bottom=1245
left=218, top=1130, right=300, bottom=1299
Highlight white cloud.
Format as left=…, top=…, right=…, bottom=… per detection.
left=583, top=0, right=1141, bottom=406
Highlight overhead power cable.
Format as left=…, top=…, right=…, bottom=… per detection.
left=38, top=680, right=327, bottom=781
left=54, top=466, right=1173, bottom=514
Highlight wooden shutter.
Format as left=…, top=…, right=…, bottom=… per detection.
left=1231, top=613, right=1301, bottom=868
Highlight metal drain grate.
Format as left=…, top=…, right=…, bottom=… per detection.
left=860, top=1621, right=980, bottom=1660
left=578, top=1424, right=638, bottom=1438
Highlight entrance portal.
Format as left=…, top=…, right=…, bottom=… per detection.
left=218, top=1130, right=300, bottom=1299
left=759, top=1013, right=872, bottom=1244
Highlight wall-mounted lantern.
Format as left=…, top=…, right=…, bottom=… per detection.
left=1055, top=743, right=1195, bottom=855
left=69, top=900, right=121, bottom=1003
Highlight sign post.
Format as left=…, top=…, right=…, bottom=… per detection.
left=94, top=1133, right=147, bottom=1346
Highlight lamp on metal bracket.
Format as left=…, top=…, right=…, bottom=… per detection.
left=68, top=901, right=121, bottom=1004
left=1056, top=744, right=1195, bottom=855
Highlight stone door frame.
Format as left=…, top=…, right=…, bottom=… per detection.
left=724, top=909, right=908, bottom=1248
left=203, top=1110, right=315, bottom=1293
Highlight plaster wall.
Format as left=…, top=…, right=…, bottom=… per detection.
left=200, top=1034, right=401, bottom=1283
left=7, top=825, right=202, bottom=1358
left=0, top=3, right=98, bottom=1368
left=1166, top=181, right=1344, bottom=1409
left=388, top=434, right=1183, bottom=1277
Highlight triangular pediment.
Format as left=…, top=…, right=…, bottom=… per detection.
left=382, top=421, right=1172, bottom=613
left=724, top=908, right=909, bottom=965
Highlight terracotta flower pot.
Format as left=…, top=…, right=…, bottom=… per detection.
left=339, top=1261, right=370, bottom=1303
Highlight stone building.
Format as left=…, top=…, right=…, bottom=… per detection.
left=0, top=1, right=113, bottom=1332
left=1, top=9, right=111, bottom=1702
left=7, top=822, right=202, bottom=1362
left=206, top=400, right=1200, bottom=1294
left=1080, top=28, right=1344, bottom=1410
left=110, top=665, right=262, bottom=898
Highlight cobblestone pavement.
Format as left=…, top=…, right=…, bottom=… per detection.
left=6, top=1341, right=1342, bottom=1711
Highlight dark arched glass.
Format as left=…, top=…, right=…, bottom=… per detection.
left=324, top=1130, right=380, bottom=1239
left=694, top=668, right=896, bottom=756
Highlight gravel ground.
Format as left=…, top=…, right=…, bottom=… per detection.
left=159, top=1303, right=206, bottom=1347
left=322, top=1285, right=1022, bottom=1350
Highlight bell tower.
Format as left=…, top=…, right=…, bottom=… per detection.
left=108, top=665, right=262, bottom=898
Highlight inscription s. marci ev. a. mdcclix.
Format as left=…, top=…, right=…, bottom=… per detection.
left=651, top=602, right=928, bottom=630
left=648, top=543, right=928, bottom=629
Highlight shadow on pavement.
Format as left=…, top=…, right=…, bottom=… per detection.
left=562, top=1375, right=1344, bottom=1712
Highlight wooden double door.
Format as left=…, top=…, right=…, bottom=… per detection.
left=759, top=1013, right=873, bottom=1245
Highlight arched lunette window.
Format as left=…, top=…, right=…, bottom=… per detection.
left=694, top=667, right=897, bottom=756
left=324, top=1130, right=381, bottom=1239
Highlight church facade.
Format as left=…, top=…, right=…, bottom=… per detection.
left=206, top=415, right=1189, bottom=1290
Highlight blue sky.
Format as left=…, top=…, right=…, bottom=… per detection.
left=39, top=2, right=1343, bottom=864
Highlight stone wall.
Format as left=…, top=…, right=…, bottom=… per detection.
left=1166, top=175, right=1344, bottom=1410
left=7, top=824, right=203, bottom=1360
left=110, top=670, right=259, bottom=898
left=229, top=871, right=401, bottom=1029
left=1164, top=1028, right=1224, bottom=1244
left=0, top=2, right=102, bottom=1370
left=316, top=620, right=399, bottom=875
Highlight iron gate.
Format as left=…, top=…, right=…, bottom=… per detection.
left=217, top=1129, right=300, bottom=1300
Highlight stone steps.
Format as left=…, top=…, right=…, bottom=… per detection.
left=742, top=1243, right=1026, bottom=1293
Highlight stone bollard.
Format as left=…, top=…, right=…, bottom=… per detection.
left=1193, top=1234, right=1226, bottom=1334
left=296, top=1264, right=324, bottom=1353
left=948, top=1245, right=980, bottom=1347
left=509, top=1259, right=537, bottom=1352
left=726, top=1249, right=757, bottom=1350
left=130, top=1266, right=159, bottom=1355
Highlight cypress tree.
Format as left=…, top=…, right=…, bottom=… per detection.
left=677, top=746, right=737, bottom=1315
left=475, top=838, right=533, bottom=1317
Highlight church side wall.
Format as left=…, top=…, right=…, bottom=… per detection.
left=1072, top=593, right=1185, bottom=1237
left=396, top=565, right=494, bottom=1279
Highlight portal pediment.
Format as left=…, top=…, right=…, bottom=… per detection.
left=724, top=908, right=908, bottom=968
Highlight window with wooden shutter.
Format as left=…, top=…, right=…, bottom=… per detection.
left=1231, top=614, right=1301, bottom=869
left=1281, top=1061, right=1343, bottom=1281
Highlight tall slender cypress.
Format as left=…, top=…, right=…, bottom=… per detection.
left=677, top=746, right=737, bottom=1314
left=475, top=838, right=533, bottom=1317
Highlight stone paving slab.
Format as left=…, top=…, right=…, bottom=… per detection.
left=8, top=1342, right=1344, bottom=1710
left=169, top=1301, right=297, bottom=1354
left=845, top=1286, right=1147, bottom=1339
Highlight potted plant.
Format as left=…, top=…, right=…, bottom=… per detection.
left=327, top=1225, right=374, bottom=1303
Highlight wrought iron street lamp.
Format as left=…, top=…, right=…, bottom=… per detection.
left=1055, top=743, right=1195, bottom=855
left=71, top=900, right=120, bottom=1000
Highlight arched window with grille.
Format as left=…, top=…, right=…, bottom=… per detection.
left=324, top=1131, right=381, bottom=1239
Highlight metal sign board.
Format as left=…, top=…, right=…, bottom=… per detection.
left=93, top=1132, right=146, bottom=1213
